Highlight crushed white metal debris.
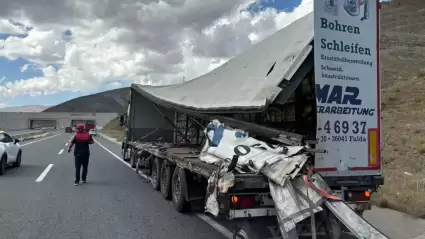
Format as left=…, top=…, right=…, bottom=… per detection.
left=201, top=120, right=389, bottom=239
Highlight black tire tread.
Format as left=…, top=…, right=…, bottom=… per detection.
left=151, top=157, right=161, bottom=191
left=172, top=167, right=188, bottom=213
left=160, top=161, right=172, bottom=200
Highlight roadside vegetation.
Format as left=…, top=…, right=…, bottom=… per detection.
left=100, top=117, right=124, bottom=142
left=371, top=69, right=425, bottom=218
left=370, top=0, right=425, bottom=217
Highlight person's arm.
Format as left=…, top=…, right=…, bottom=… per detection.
left=68, top=136, right=76, bottom=152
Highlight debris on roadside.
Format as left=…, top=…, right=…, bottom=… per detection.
left=201, top=120, right=389, bottom=239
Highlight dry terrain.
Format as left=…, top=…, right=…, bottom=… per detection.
left=371, top=0, right=425, bottom=217
left=44, top=87, right=129, bottom=113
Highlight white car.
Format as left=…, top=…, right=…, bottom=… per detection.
left=0, top=131, right=22, bottom=175
left=89, top=129, right=97, bottom=136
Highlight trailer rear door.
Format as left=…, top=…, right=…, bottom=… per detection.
left=313, top=0, right=381, bottom=177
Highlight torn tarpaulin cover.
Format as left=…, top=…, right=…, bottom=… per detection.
left=200, top=120, right=389, bottom=239
left=200, top=120, right=329, bottom=237
left=270, top=174, right=329, bottom=238
left=200, top=120, right=308, bottom=186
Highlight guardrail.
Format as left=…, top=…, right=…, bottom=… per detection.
left=10, top=129, right=56, bottom=140
left=10, top=130, right=42, bottom=137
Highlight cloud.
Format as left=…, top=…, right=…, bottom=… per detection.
left=0, top=19, right=27, bottom=34
left=0, top=0, right=313, bottom=102
left=20, top=64, right=29, bottom=72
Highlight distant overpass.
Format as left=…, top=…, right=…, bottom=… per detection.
left=0, top=112, right=118, bottom=131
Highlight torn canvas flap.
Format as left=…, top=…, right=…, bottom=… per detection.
left=205, top=170, right=220, bottom=216
left=259, top=153, right=308, bottom=186
left=200, top=120, right=309, bottom=176
left=205, top=163, right=236, bottom=216
left=218, top=171, right=235, bottom=194
left=200, top=120, right=292, bottom=166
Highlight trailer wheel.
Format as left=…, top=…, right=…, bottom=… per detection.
left=122, top=147, right=130, bottom=162
left=151, top=157, right=162, bottom=191
left=172, top=167, right=188, bottom=212
left=129, top=150, right=137, bottom=168
left=160, top=161, right=173, bottom=200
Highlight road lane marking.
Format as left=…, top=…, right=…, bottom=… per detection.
left=196, top=214, right=233, bottom=239
left=58, top=149, right=64, bottom=154
left=413, top=232, right=425, bottom=239
left=36, top=164, right=54, bottom=182
left=21, top=133, right=63, bottom=147
left=93, top=138, right=234, bottom=239
left=65, top=143, right=68, bottom=146
left=93, top=139, right=131, bottom=168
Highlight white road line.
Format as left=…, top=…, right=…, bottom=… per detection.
left=65, top=143, right=68, bottom=146
left=35, top=164, right=54, bottom=182
left=93, top=139, right=234, bottom=239
left=93, top=139, right=131, bottom=168
left=413, top=232, right=425, bottom=239
left=21, top=133, right=63, bottom=147
left=58, top=149, right=64, bottom=154
left=196, top=214, right=233, bottom=239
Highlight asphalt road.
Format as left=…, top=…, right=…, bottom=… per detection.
left=3, top=132, right=425, bottom=239
left=0, top=133, right=225, bottom=239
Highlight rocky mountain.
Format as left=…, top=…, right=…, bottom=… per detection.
left=0, top=105, right=51, bottom=112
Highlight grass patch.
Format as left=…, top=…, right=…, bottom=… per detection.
left=371, top=70, right=425, bottom=217
left=100, top=117, right=124, bottom=142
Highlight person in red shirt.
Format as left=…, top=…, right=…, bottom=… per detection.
left=68, top=124, right=94, bottom=186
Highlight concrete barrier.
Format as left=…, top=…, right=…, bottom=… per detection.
left=18, top=131, right=58, bottom=142
left=0, top=112, right=118, bottom=131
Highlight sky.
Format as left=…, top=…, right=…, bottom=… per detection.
left=0, top=0, right=316, bottom=108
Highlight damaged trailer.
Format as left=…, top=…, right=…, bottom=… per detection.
left=120, top=12, right=386, bottom=239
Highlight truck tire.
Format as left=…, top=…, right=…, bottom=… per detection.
left=129, top=150, right=136, bottom=168
left=172, top=167, right=188, bottom=212
left=151, top=157, right=162, bottom=191
left=160, top=161, right=173, bottom=200
left=121, top=144, right=130, bottom=162
left=121, top=148, right=127, bottom=161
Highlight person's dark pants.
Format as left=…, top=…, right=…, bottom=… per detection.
left=74, top=153, right=90, bottom=183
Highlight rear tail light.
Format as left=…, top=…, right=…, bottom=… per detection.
left=230, top=195, right=259, bottom=209
left=345, top=190, right=372, bottom=202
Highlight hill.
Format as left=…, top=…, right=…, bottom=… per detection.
left=0, top=105, right=51, bottom=112
left=100, top=117, right=124, bottom=141
left=373, top=0, right=425, bottom=217
left=44, top=88, right=129, bottom=113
